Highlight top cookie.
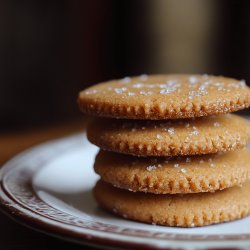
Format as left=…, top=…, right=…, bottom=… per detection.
left=78, top=74, right=250, bottom=119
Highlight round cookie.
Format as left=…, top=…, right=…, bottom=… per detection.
left=93, top=180, right=250, bottom=227
left=78, top=74, right=250, bottom=120
left=87, top=114, right=250, bottom=157
left=94, top=149, right=250, bottom=194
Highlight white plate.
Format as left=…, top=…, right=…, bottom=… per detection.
left=0, top=133, right=250, bottom=250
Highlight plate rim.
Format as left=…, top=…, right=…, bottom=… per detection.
left=0, top=133, right=250, bottom=250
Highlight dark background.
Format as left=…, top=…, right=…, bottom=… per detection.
left=0, top=0, right=250, bottom=130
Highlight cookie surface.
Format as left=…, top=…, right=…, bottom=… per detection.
left=94, top=180, right=250, bottom=227
left=78, top=74, right=250, bottom=119
left=88, top=114, right=250, bottom=157
left=94, top=149, right=250, bottom=194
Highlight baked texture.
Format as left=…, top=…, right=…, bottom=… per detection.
left=78, top=74, right=250, bottom=120
left=93, top=180, right=250, bottom=227
left=87, top=114, right=250, bottom=157
left=94, top=149, right=250, bottom=194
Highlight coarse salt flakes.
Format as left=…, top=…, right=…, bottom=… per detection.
left=160, top=87, right=176, bottom=94
left=174, top=163, right=179, bottom=168
left=139, top=74, right=148, bottom=81
left=147, top=165, right=157, bottom=171
left=119, top=77, right=131, bottom=83
left=85, top=89, right=98, bottom=95
left=213, top=122, right=220, bottom=127
left=115, top=87, right=127, bottom=94
left=133, top=83, right=144, bottom=88
left=189, top=76, right=198, bottom=84
left=180, top=168, right=187, bottom=173
left=140, top=91, right=153, bottom=95
left=168, top=127, right=175, bottom=135
left=156, top=134, right=163, bottom=140
left=190, top=130, right=199, bottom=136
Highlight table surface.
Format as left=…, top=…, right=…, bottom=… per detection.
left=0, top=120, right=98, bottom=250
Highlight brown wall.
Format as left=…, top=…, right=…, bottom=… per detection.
left=0, top=0, right=249, bottom=130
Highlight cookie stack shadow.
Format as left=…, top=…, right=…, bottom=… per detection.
left=78, top=75, right=250, bottom=227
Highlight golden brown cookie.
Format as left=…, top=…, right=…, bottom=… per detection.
left=87, top=114, right=250, bottom=157
left=78, top=74, right=250, bottom=120
left=94, top=149, right=250, bottom=194
left=93, top=180, right=250, bottom=227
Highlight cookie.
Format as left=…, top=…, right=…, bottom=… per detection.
left=94, top=149, right=250, bottom=194
left=87, top=114, right=250, bottom=157
left=93, top=180, right=250, bottom=227
left=78, top=74, right=250, bottom=120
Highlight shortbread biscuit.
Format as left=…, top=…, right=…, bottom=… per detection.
left=94, top=149, right=250, bottom=194
left=88, top=114, right=250, bottom=157
left=78, top=74, right=250, bottom=120
left=93, top=180, right=250, bottom=227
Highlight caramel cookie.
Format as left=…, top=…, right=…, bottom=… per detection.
left=94, top=149, right=250, bottom=194
left=93, top=180, right=250, bottom=227
left=88, top=114, right=250, bottom=156
left=78, top=74, right=250, bottom=119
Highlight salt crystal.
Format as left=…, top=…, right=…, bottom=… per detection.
left=160, top=88, right=172, bottom=94
left=156, top=134, right=163, bottom=140
left=133, top=83, right=144, bottom=88
left=115, top=87, right=127, bottom=94
left=190, top=130, right=199, bottom=136
left=239, top=80, right=246, bottom=87
left=213, top=122, right=220, bottom=127
left=189, top=76, right=198, bottom=84
left=147, top=165, right=157, bottom=171
left=140, top=91, right=152, bottom=95
left=85, top=89, right=97, bottom=95
left=210, top=163, right=215, bottom=167
left=180, top=168, right=187, bottom=173
left=139, top=74, right=148, bottom=81
left=119, top=77, right=131, bottom=83
left=174, top=164, right=179, bottom=168
left=168, top=127, right=175, bottom=135
left=128, top=92, right=135, bottom=96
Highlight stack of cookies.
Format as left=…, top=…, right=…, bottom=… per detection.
left=78, top=74, right=250, bottom=227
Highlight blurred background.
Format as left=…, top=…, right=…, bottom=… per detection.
left=0, top=0, right=250, bottom=130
